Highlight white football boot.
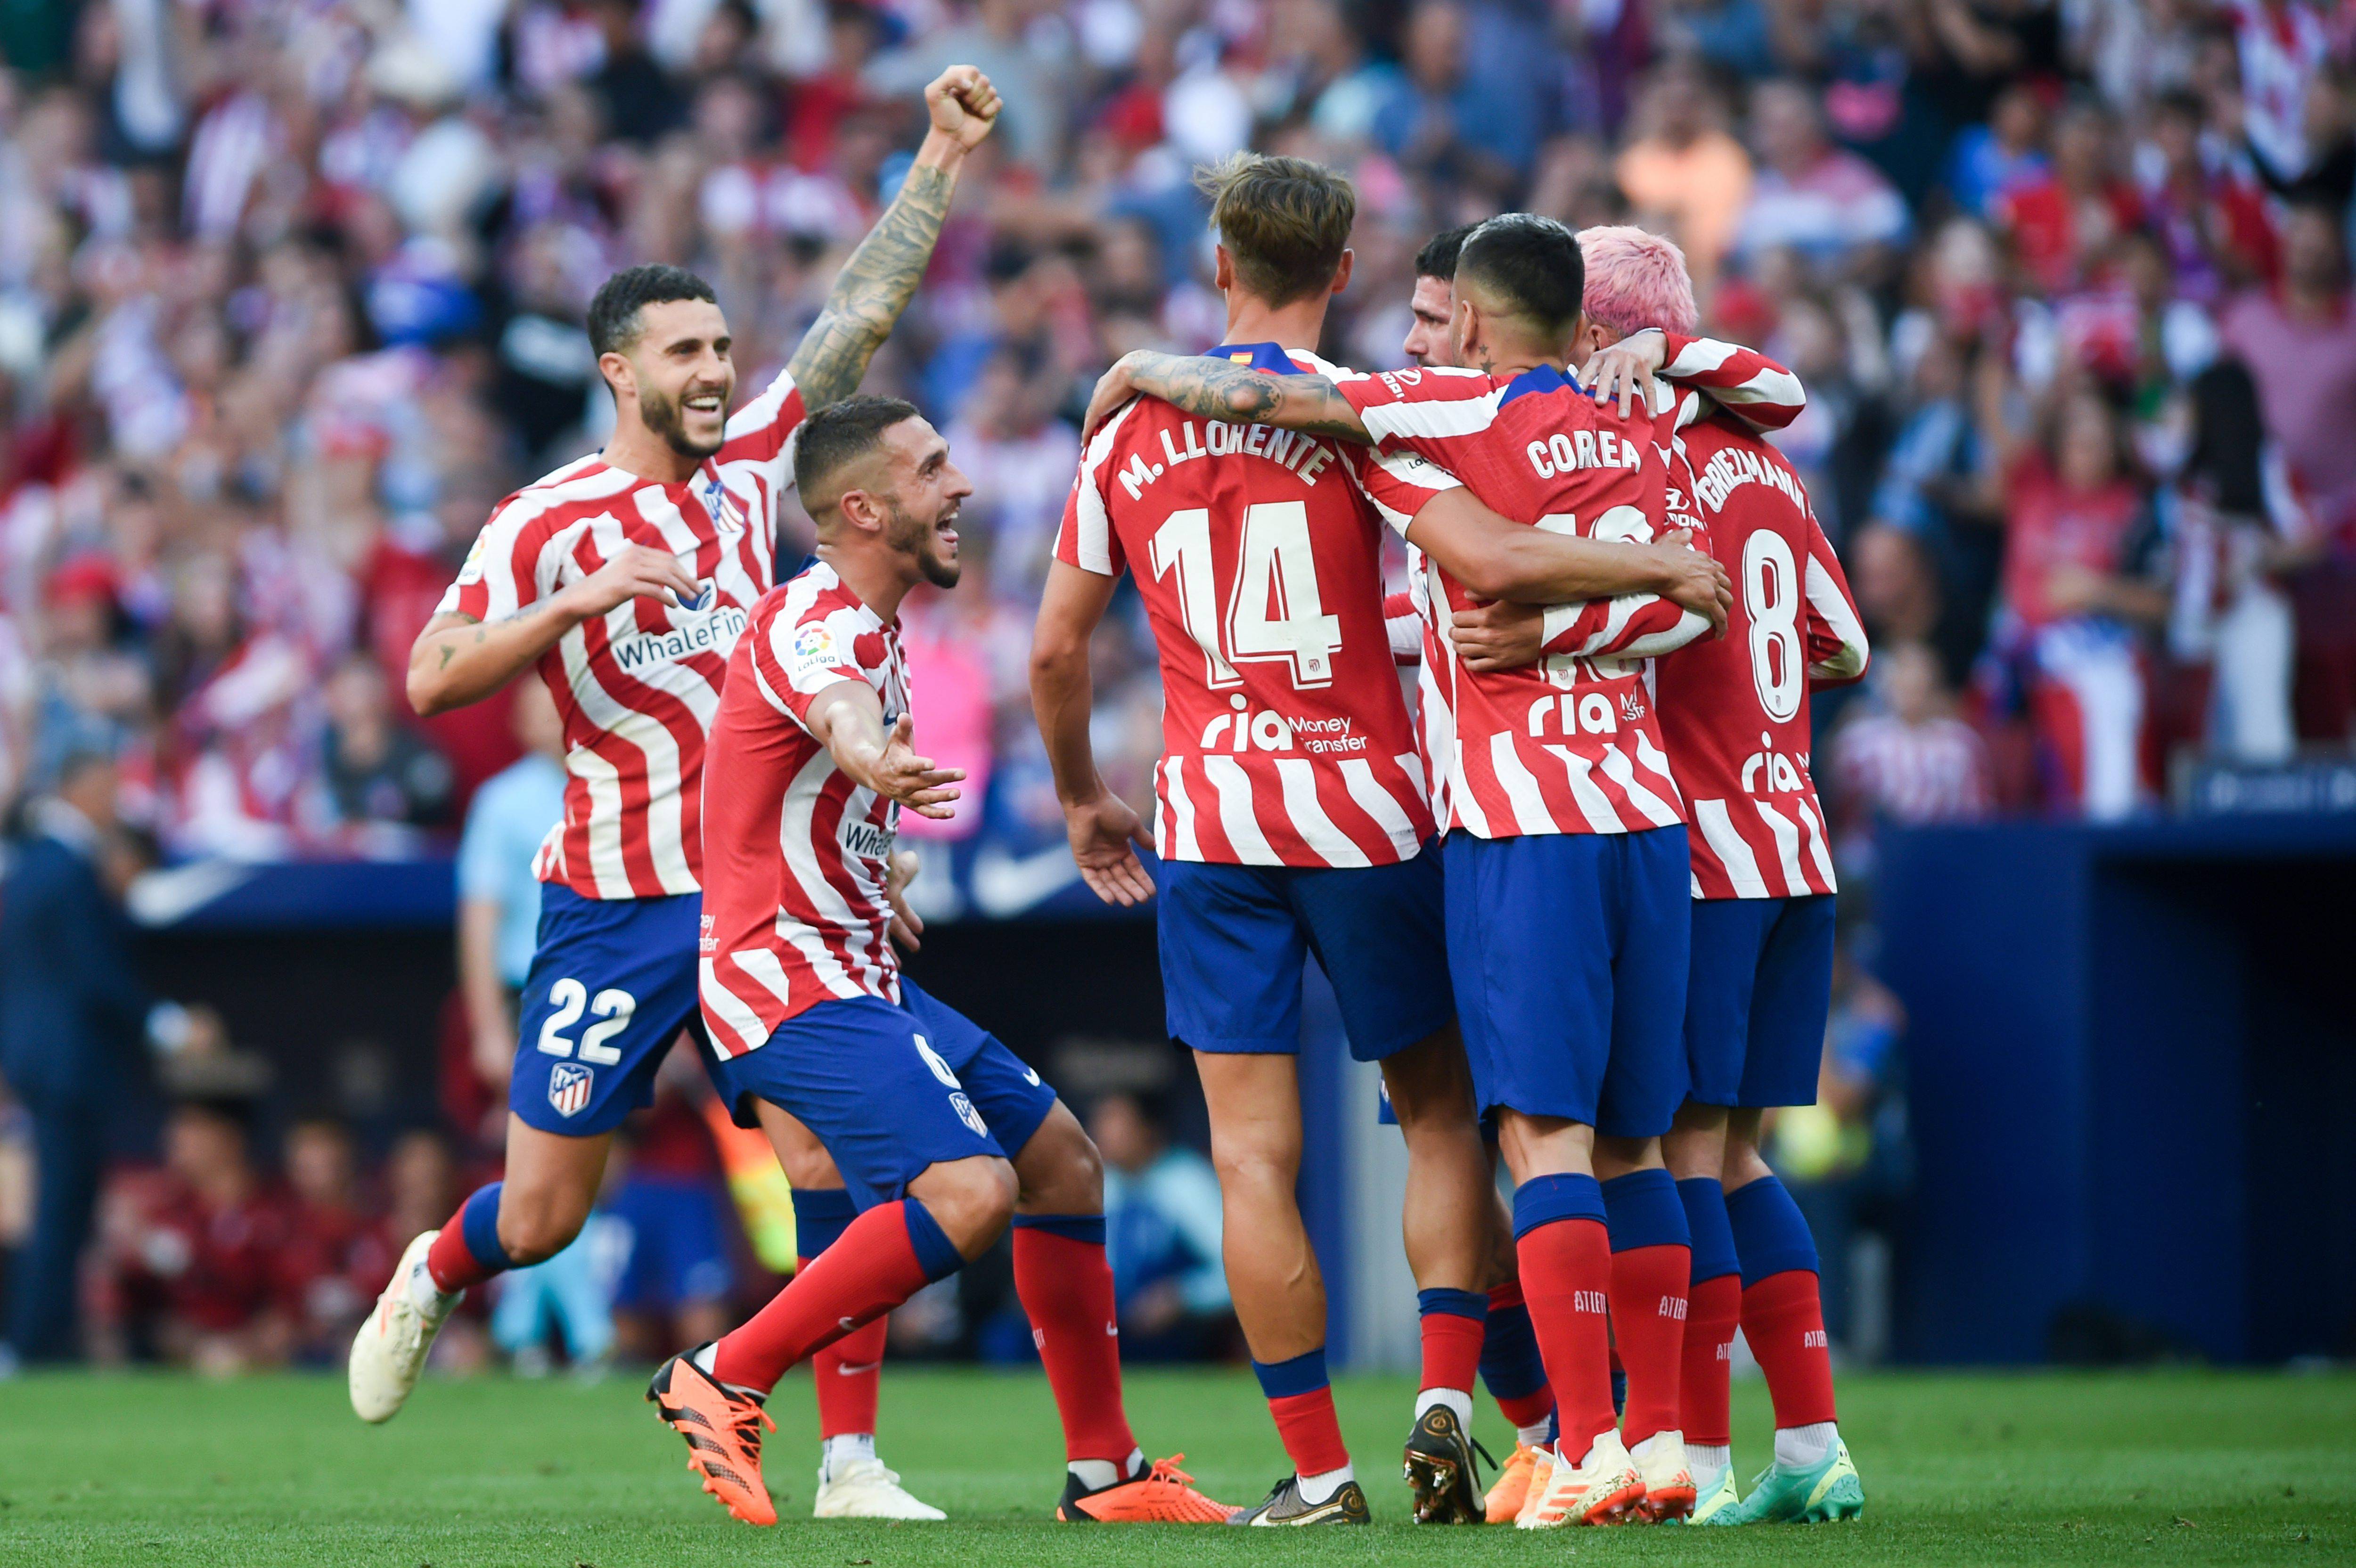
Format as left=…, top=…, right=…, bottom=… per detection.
left=1518, top=1428, right=1645, bottom=1528
left=349, top=1230, right=455, bottom=1422
left=813, top=1454, right=948, bottom=1519
left=1631, top=1429, right=1698, bottom=1522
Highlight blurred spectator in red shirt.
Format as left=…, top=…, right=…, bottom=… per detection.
left=102, top=1102, right=292, bottom=1373
left=275, top=1117, right=396, bottom=1364
left=1994, top=101, right=2141, bottom=295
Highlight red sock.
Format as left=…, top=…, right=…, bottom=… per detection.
left=1011, top=1222, right=1137, bottom=1464
left=1419, top=1307, right=1485, bottom=1395
left=425, top=1202, right=494, bottom=1293
left=1680, top=1273, right=1741, bottom=1448
left=808, top=1250, right=886, bottom=1440
left=1608, top=1243, right=1689, bottom=1448
left=1742, top=1269, right=1837, bottom=1429
left=1268, top=1387, right=1350, bottom=1477
left=713, top=1202, right=939, bottom=1395
left=1515, top=1218, right=1616, bottom=1455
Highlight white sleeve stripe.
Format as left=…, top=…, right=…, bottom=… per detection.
left=1201, top=755, right=1275, bottom=861
left=1361, top=392, right=1502, bottom=442
left=1752, top=798, right=1808, bottom=894
left=1340, top=757, right=1423, bottom=858
left=1068, top=400, right=1142, bottom=575
left=1804, top=555, right=1869, bottom=678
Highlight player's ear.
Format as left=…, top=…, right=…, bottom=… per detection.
left=837, top=486, right=884, bottom=536
left=1330, top=249, right=1354, bottom=295
left=1212, top=245, right=1235, bottom=294
left=598, top=350, right=635, bottom=402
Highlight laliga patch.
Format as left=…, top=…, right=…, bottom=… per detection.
left=790, top=621, right=840, bottom=676
left=454, top=529, right=490, bottom=586
left=548, top=1062, right=595, bottom=1119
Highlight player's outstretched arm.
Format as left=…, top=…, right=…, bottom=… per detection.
left=1082, top=351, right=1369, bottom=444
left=806, top=686, right=965, bottom=819
left=407, top=543, right=701, bottom=716
left=1404, top=490, right=1730, bottom=630
left=784, top=66, right=999, bottom=411
left=1030, top=560, right=1153, bottom=906
left=1580, top=328, right=1808, bottom=432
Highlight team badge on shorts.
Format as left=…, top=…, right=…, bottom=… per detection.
left=548, top=1062, right=595, bottom=1119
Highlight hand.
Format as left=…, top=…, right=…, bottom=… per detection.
left=1081, top=354, right=1140, bottom=441
left=885, top=848, right=924, bottom=952
left=1652, top=528, right=1732, bottom=637
left=1451, top=600, right=1547, bottom=672
left=556, top=543, right=702, bottom=621
left=1580, top=327, right=1667, bottom=421
left=868, top=713, right=965, bottom=819
left=1063, top=790, right=1155, bottom=906
left=925, top=65, right=1001, bottom=152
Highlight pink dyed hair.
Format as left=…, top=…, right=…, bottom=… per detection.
left=1577, top=224, right=1700, bottom=338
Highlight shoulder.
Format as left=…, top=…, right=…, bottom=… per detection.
left=485, top=459, right=633, bottom=536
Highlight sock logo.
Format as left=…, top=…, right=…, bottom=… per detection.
left=1658, top=1297, right=1688, bottom=1320
left=1802, top=1330, right=1828, bottom=1349
left=1573, top=1290, right=1608, bottom=1314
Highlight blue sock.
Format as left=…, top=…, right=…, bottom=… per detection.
left=1678, top=1176, right=1741, bottom=1285
left=1010, top=1213, right=1108, bottom=1244
left=1477, top=1290, right=1550, bottom=1405
left=1251, top=1346, right=1330, bottom=1399
left=790, top=1187, right=856, bottom=1259
left=1510, top=1172, right=1606, bottom=1238
left=900, top=1198, right=966, bottom=1282
left=1724, top=1175, right=1819, bottom=1288
left=1600, top=1168, right=1690, bottom=1252
left=459, top=1183, right=514, bottom=1274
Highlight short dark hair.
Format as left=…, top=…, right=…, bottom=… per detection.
left=1415, top=224, right=1478, bottom=283
left=793, top=394, right=923, bottom=508
left=586, top=264, right=717, bottom=357
left=1197, top=152, right=1356, bottom=307
left=1456, top=213, right=1586, bottom=341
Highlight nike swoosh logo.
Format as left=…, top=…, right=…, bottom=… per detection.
left=834, top=1361, right=881, bottom=1377
left=969, top=842, right=1083, bottom=916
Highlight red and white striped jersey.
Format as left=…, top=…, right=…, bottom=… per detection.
left=437, top=368, right=806, bottom=899
left=1653, top=412, right=1869, bottom=899
left=1334, top=358, right=1741, bottom=839
left=1055, top=343, right=1449, bottom=867
left=697, top=561, right=907, bottom=1056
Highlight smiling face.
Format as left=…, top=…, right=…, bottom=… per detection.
left=604, top=296, right=736, bottom=461
left=869, top=417, right=972, bottom=590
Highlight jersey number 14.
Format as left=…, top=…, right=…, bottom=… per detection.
left=1151, top=501, right=1344, bottom=690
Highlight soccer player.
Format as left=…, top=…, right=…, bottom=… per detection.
left=347, top=74, right=1000, bottom=1513
left=1082, top=212, right=1805, bottom=1527
left=1451, top=225, right=1869, bottom=1525
left=656, top=395, right=1232, bottom=1529
left=1039, top=156, right=1727, bottom=1527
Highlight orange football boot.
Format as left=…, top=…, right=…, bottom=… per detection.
left=647, top=1351, right=778, bottom=1526
left=1485, top=1441, right=1548, bottom=1524
left=1055, top=1454, right=1235, bottom=1522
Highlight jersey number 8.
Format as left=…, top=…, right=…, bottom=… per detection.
left=1150, top=501, right=1344, bottom=690
left=1742, top=530, right=1804, bottom=723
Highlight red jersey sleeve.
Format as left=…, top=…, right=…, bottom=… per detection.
left=438, top=491, right=558, bottom=622
left=1382, top=591, right=1422, bottom=665
left=712, top=366, right=810, bottom=476
left=1537, top=591, right=1710, bottom=660
left=1331, top=366, right=1499, bottom=466
left=1801, top=513, right=1870, bottom=684
left=1342, top=443, right=1462, bottom=537
left=745, top=598, right=873, bottom=730
left=1053, top=403, right=1138, bottom=577
left=1658, top=333, right=1807, bottom=432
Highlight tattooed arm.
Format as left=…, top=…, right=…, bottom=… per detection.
left=1080, top=351, right=1371, bottom=443
left=785, top=66, right=1001, bottom=410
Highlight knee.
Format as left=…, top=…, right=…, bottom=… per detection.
left=778, top=1143, right=839, bottom=1189
left=496, top=1191, right=587, bottom=1266
left=1028, top=1120, right=1103, bottom=1208
left=920, top=1158, right=1018, bottom=1257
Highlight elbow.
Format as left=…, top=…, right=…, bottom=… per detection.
left=1027, top=632, right=1088, bottom=694
left=406, top=662, right=452, bottom=719
left=1450, top=546, right=1517, bottom=604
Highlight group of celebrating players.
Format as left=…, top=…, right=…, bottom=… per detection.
left=344, top=62, right=1869, bottom=1533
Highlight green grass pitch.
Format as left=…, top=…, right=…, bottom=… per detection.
left=1, top=1366, right=2347, bottom=1566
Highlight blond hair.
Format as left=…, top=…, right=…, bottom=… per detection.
left=1197, top=152, right=1356, bottom=308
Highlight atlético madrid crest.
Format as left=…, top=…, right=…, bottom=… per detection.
left=548, top=1062, right=595, bottom=1119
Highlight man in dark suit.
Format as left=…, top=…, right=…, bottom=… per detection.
left=0, top=750, right=204, bottom=1361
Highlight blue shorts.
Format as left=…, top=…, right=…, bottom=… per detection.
left=1684, top=894, right=1836, bottom=1109
left=1443, top=826, right=1691, bottom=1138
left=1160, top=846, right=1454, bottom=1062
left=606, top=1176, right=734, bottom=1310
left=706, top=979, right=1059, bottom=1213
left=511, top=885, right=712, bottom=1136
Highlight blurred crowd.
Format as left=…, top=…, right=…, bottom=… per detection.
left=1, top=0, right=2354, bottom=1369
left=0, top=0, right=2346, bottom=863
